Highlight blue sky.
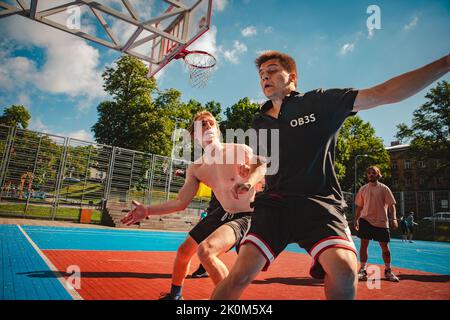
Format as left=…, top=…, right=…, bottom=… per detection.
left=0, top=0, right=449, bottom=145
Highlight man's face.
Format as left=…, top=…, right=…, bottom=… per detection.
left=196, top=116, right=218, bottom=146
left=259, top=59, right=293, bottom=99
left=366, top=169, right=378, bottom=182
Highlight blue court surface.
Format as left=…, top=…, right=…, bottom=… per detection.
left=1, top=224, right=449, bottom=300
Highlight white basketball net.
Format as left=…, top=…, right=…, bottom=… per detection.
left=183, top=51, right=216, bottom=88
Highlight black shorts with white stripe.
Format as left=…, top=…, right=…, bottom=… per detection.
left=240, top=193, right=356, bottom=279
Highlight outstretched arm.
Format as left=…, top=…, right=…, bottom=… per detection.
left=353, top=54, right=449, bottom=111
left=121, top=166, right=200, bottom=225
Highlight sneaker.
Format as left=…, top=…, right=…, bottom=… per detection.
left=385, top=269, right=400, bottom=282
left=358, top=269, right=368, bottom=281
left=158, top=292, right=183, bottom=300
left=191, top=266, right=209, bottom=278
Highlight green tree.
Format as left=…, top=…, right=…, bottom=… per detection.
left=395, top=80, right=450, bottom=172
left=336, top=115, right=390, bottom=193
left=92, top=55, right=175, bottom=155
left=92, top=55, right=223, bottom=158
left=220, top=97, right=260, bottom=132
left=0, top=105, right=31, bottom=129
left=204, top=101, right=222, bottom=122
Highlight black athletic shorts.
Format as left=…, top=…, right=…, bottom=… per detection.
left=357, top=218, right=390, bottom=243
left=240, top=193, right=356, bottom=279
left=189, top=206, right=251, bottom=248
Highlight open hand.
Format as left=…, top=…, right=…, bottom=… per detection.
left=390, top=219, right=398, bottom=230
left=120, top=200, right=147, bottom=226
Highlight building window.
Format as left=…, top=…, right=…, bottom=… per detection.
left=391, top=161, right=398, bottom=170
left=418, top=161, right=426, bottom=168
left=418, top=176, right=425, bottom=185
left=435, top=160, right=441, bottom=168
left=405, top=177, right=412, bottom=186
left=404, top=160, right=413, bottom=169
left=393, top=179, right=399, bottom=187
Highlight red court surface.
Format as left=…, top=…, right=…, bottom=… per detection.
left=43, top=250, right=450, bottom=300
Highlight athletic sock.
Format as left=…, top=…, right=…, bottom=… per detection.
left=385, top=263, right=391, bottom=271
left=360, top=262, right=367, bottom=271
left=170, top=284, right=183, bottom=298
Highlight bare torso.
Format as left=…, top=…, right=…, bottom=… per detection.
left=192, top=143, right=255, bottom=214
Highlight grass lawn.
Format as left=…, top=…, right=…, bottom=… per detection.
left=0, top=203, right=102, bottom=223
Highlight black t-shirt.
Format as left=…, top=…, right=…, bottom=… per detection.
left=252, top=88, right=358, bottom=204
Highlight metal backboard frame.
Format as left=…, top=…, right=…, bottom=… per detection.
left=0, top=0, right=212, bottom=77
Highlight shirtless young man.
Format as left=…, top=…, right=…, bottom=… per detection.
left=121, top=111, right=265, bottom=300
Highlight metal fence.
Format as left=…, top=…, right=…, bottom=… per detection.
left=0, top=125, right=448, bottom=224
left=0, top=125, right=209, bottom=222
left=393, top=190, right=450, bottom=218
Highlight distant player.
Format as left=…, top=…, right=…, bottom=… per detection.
left=355, top=166, right=400, bottom=282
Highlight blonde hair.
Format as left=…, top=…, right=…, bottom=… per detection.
left=187, top=110, right=217, bottom=138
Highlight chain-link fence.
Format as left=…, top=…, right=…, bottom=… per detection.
left=0, top=125, right=209, bottom=223
left=1, top=124, right=448, bottom=229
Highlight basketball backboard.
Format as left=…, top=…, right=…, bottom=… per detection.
left=0, top=0, right=213, bottom=77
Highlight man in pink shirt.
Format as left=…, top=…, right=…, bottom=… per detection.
left=354, top=166, right=399, bottom=282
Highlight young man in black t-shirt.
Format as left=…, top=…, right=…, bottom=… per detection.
left=211, top=51, right=449, bottom=300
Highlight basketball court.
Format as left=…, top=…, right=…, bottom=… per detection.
left=1, top=221, right=449, bottom=300
left=1, top=0, right=449, bottom=302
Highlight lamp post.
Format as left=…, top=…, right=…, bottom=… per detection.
left=166, top=117, right=187, bottom=201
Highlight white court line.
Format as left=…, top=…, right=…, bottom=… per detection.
left=23, top=227, right=186, bottom=238
left=17, top=225, right=83, bottom=300
left=23, top=229, right=186, bottom=240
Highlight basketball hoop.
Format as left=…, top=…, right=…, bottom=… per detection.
left=175, top=50, right=216, bottom=88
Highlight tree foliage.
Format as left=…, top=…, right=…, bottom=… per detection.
left=0, top=105, right=31, bottom=129
left=92, top=55, right=223, bottom=156
left=395, top=80, right=450, bottom=171
left=336, top=115, right=390, bottom=192
left=220, top=97, right=260, bottom=132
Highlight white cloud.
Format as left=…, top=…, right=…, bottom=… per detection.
left=404, top=16, right=419, bottom=31
left=2, top=16, right=107, bottom=102
left=367, top=27, right=375, bottom=39
left=241, top=26, right=257, bottom=37
left=17, top=93, right=31, bottom=107
left=213, top=0, right=229, bottom=12
left=189, top=25, right=219, bottom=58
left=339, top=43, right=355, bottom=55
left=222, top=41, right=247, bottom=64
left=29, top=117, right=50, bottom=133
left=264, top=26, right=274, bottom=34
left=0, top=56, right=37, bottom=90
left=66, top=129, right=94, bottom=142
